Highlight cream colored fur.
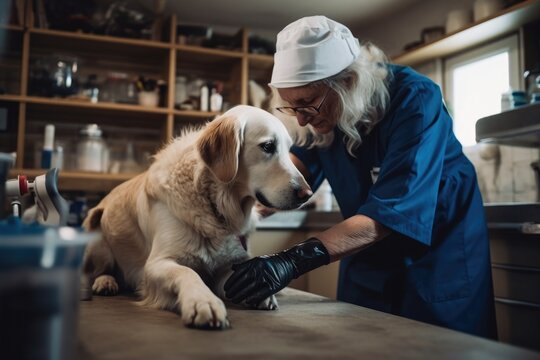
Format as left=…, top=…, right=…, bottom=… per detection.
left=82, top=105, right=311, bottom=329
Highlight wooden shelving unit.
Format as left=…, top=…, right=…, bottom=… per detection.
left=392, top=0, right=540, bottom=66
left=0, top=13, right=274, bottom=193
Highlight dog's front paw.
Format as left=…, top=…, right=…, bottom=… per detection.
left=180, top=290, right=230, bottom=330
left=92, top=275, right=119, bottom=296
left=256, top=295, right=279, bottom=310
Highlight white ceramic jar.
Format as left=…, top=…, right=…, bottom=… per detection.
left=473, top=0, right=504, bottom=22
left=445, top=9, right=472, bottom=33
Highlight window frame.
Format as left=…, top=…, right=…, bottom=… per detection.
left=443, top=34, right=521, bottom=146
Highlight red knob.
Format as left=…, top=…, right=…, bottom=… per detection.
left=18, top=175, right=29, bottom=195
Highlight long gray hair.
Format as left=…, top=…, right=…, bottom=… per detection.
left=271, top=42, right=391, bottom=156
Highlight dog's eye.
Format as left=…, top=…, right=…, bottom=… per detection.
left=259, top=141, right=276, bottom=154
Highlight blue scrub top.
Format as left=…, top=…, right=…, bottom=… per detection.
left=291, top=64, right=497, bottom=339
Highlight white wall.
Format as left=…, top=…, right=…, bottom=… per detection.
left=351, top=0, right=476, bottom=58
left=465, top=145, right=539, bottom=203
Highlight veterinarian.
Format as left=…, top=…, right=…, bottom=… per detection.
left=225, top=15, right=497, bottom=339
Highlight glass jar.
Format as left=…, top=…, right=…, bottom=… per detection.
left=76, top=124, right=109, bottom=172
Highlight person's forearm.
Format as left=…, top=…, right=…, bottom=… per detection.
left=315, top=214, right=391, bottom=262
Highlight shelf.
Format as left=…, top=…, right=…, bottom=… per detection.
left=476, top=102, right=540, bottom=147
left=29, top=28, right=170, bottom=49
left=173, top=109, right=220, bottom=118
left=392, top=0, right=540, bottom=66
left=1, top=103, right=224, bottom=119
left=248, top=53, right=273, bottom=65
left=0, top=24, right=24, bottom=31
left=23, top=96, right=169, bottom=114
left=0, top=94, right=24, bottom=102
left=176, top=44, right=243, bottom=58
left=9, top=168, right=138, bottom=193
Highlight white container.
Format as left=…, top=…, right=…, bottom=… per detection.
left=200, top=85, right=209, bottom=111
left=315, top=180, right=333, bottom=212
left=445, top=9, right=472, bottom=33
left=174, top=76, right=187, bottom=106
left=76, top=124, right=108, bottom=172
left=210, top=89, right=223, bottom=112
left=473, top=0, right=504, bottom=22
left=500, top=91, right=512, bottom=111
left=137, top=91, right=159, bottom=107
left=51, top=144, right=64, bottom=170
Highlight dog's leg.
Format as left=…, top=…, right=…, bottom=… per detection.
left=143, top=258, right=229, bottom=330
left=82, top=237, right=119, bottom=297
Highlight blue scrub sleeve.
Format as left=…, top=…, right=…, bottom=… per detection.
left=357, top=82, right=451, bottom=246
left=291, top=145, right=325, bottom=192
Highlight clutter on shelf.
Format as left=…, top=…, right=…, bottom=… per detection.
left=33, top=0, right=159, bottom=40
left=248, top=35, right=276, bottom=55
left=176, top=24, right=242, bottom=51
left=175, top=77, right=225, bottom=112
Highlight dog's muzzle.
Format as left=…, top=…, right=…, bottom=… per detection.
left=256, top=191, right=274, bottom=208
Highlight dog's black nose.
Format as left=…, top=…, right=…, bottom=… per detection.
left=295, top=187, right=313, bottom=203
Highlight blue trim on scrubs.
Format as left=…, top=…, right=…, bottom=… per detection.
left=291, top=64, right=497, bottom=339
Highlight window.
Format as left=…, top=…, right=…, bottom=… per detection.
left=444, top=35, right=520, bottom=147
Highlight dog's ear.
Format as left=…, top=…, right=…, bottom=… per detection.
left=197, top=115, right=244, bottom=183
left=82, top=207, right=104, bottom=231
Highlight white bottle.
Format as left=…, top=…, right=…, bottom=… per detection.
left=41, top=124, right=55, bottom=169
left=315, top=180, right=333, bottom=212
left=210, top=88, right=223, bottom=112
left=200, top=84, right=209, bottom=112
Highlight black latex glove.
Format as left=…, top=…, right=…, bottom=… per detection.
left=224, top=238, right=330, bottom=306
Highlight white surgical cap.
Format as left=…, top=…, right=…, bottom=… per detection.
left=269, top=16, right=361, bottom=88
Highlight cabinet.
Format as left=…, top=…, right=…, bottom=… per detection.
left=0, top=12, right=273, bottom=192
left=484, top=204, right=540, bottom=351
left=477, top=102, right=540, bottom=350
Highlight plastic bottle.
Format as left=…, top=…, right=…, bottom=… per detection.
left=210, top=88, right=223, bottom=112
left=200, top=84, right=209, bottom=112
left=315, top=180, right=333, bottom=212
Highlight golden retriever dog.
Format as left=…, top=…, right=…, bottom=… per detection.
left=81, top=105, right=312, bottom=329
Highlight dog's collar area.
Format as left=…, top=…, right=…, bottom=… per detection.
left=209, top=198, right=227, bottom=225
left=237, top=235, right=247, bottom=250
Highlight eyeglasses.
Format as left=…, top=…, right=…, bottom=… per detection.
left=276, top=87, right=331, bottom=117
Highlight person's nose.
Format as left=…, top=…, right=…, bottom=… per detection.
left=296, top=113, right=312, bottom=127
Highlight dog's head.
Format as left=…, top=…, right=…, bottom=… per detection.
left=196, top=105, right=312, bottom=210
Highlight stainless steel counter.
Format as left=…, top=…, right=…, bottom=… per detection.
left=77, top=288, right=540, bottom=360
left=256, top=210, right=343, bottom=231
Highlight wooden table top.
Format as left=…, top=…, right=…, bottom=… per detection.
left=77, top=288, right=540, bottom=360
